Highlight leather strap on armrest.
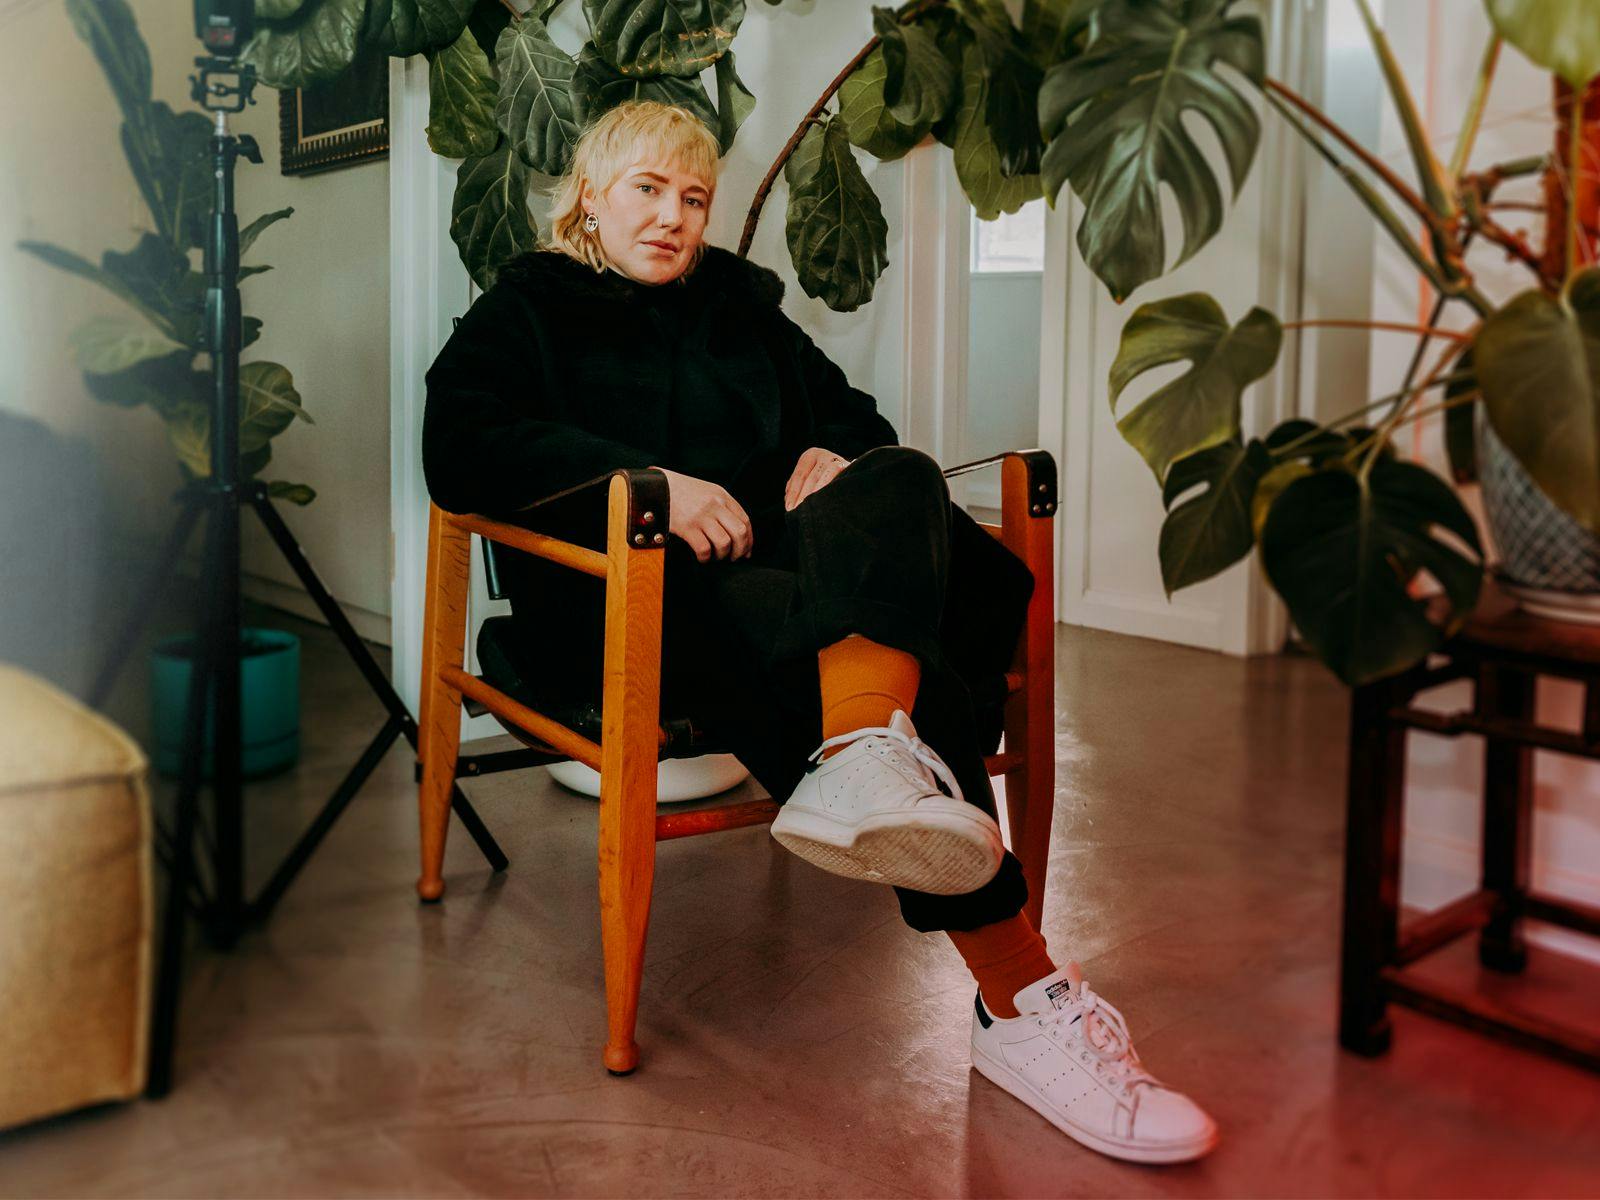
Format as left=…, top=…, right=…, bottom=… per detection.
left=943, top=449, right=1057, bottom=517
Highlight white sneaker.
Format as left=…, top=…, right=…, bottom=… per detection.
left=970, top=963, right=1219, bottom=1165
left=770, top=709, right=1004, bottom=895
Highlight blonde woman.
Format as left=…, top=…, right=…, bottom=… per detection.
left=423, top=100, right=1217, bottom=1165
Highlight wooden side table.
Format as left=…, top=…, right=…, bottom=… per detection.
left=1338, top=583, right=1600, bottom=1073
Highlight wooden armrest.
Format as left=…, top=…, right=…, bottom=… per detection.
left=444, top=467, right=671, bottom=583
left=943, top=449, right=1057, bottom=518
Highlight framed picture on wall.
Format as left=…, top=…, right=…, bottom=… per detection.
left=278, top=41, right=388, bottom=176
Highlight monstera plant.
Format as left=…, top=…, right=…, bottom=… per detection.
left=1092, top=0, right=1600, bottom=685
left=20, top=0, right=315, bottom=504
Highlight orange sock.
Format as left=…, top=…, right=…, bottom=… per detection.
left=948, top=913, right=1055, bottom=1018
left=817, top=634, right=920, bottom=758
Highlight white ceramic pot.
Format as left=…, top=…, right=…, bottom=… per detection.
left=545, top=753, right=750, bottom=803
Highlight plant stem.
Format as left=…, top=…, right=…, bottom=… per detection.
left=1281, top=319, right=1470, bottom=341
left=1568, top=81, right=1585, bottom=278
left=1355, top=333, right=1470, bottom=477
left=1268, top=367, right=1475, bottom=460
left=498, top=0, right=520, bottom=19
left=1449, top=35, right=1501, bottom=183
left=1353, top=0, right=1456, bottom=220
left=736, top=0, right=947, bottom=259
left=1271, top=91, right=1495, bottom=316
left=1265, top=78, right=1442, bottom=235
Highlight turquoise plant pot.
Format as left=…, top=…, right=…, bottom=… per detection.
left=150, top=628, right=300, bottom=778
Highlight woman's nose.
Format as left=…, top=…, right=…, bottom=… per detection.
left=657, top=197, right=682, bottom=228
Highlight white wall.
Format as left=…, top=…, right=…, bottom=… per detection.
left=0, top=0, right=391, bottom=657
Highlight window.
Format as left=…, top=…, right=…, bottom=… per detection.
left=971, top=200, right=1045, bottom=273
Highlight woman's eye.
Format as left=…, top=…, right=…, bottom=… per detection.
left=687, top=197, right=704, bottom=207
left=638, top=183, right=654, bottom=194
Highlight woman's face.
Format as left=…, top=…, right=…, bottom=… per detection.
left=582, top=156, right=713, bottom=285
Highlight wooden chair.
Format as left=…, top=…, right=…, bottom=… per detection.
left=416, top=449, right=1058, bottom=1074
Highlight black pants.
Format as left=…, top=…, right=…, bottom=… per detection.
left=653, top=446, right=1035, bottom=933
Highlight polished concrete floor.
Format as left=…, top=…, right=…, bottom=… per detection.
left=4, top=608, right=1599, bottom=1198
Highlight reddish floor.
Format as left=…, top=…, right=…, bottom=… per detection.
left=4, top=613, right=1598, bottom=1197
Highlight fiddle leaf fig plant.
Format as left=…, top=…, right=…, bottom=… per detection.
left=22, top=0, right=315, bottom=503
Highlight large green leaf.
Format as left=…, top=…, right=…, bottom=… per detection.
left=18, top=240, right=181, bottom=341
left=495, top=18, right=579, bottom=174
left=1159, top=438, right=1269, bottom=594
left=69, top=316, right=183, bottom=376
left=450, top=141, right=539, bottom=291
left=364, top=0, right=474, bottom=56
left=101, top=233, right=195, bottom=331
left=712, top=50, right=756, bottom=154
left=571, top=42, right=717, bottom=130
left=584, top=0, right=745, bottom=78
left=161, top=361, right=307, bottom=479
left=1039, top=0, right=1263, bottom=301
left=872, top=7, right=957, bottom=131
left=952, top=42, right=1042, bottom=220
left=784, top=118, right=889, bottom=314
left=1261, top=460, right=1483, bottom=686
left=64, top=0, right=149, bottom=117
left=1108, top=293, right=1282, bottom=482
left=839, top=47, right=930, bottom=161
left=427, top=30, right=499, bottom=159
left=83, top=351, right=198, bottom=416
left=267, top=480, right=318, bottom=505
left=240, top=361, right=312, bottom=451
left=239, top=207, right=294, bottom=258
left=953, top=0, right=1043, bottom=177
left=1473, top=269, right=1600, bottom=532
left=1486, top=0, right=1600, bottom=87
left=242, top=0, right=368, bottom=89
left=119, top=102, right=213, bottom=250
left=1021, top=0, right=1099, bottom=68
left=467, top=0, right=513, bottom=59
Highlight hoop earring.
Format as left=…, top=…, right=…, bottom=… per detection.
left=583, top=213, right=599, bottom=232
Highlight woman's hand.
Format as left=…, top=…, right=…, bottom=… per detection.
left=655, top=468, right=753, bottom=562
left=784, top=447, right=850, bottom=511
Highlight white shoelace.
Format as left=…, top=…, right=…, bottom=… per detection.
left=1043, top=983, right=1155, bottom=1092
left=808, top=723, right=965, bottom=805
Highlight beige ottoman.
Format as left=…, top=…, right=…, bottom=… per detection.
left=0, top=665, right=152, bottom=1129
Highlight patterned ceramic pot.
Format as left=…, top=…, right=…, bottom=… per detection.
left=1476, top=409, right=1600, bottom=621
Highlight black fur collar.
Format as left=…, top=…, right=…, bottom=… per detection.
left=497, top=244, right=785, bottom=310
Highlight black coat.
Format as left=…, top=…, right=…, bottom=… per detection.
left=422, top=245, right=898, bottom=521
left=422, top=245, right=903, bottom=703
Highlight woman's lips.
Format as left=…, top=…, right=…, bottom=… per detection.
left=644, top=241, right=678, bottom=252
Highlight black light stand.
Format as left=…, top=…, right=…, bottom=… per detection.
left=91, top=49, right=508, bottom=1099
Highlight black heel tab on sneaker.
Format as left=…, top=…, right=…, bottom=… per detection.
left=974, top=991, right=993, bottom=1029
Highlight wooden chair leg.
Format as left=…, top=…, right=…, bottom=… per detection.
left=417, top=506, right=472, bottom=903
left=597, top=476, right=666, bottom=1075
left=1001, top=453, right=1056, bottom=932
left=1479, top=665, right=1535, bottom=972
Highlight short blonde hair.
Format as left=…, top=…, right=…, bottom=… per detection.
left=546, top=101, right=722, bottom=274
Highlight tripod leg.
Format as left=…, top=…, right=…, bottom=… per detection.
left=89, top=495, right=204, bottom=710
left=250, top=487, right=413, bottom=729
left=246, top=715, right=406, bottom=924
left=451, top=784, right=509, bottom=872
left=254, top=488, right=508, bottom=873
left=146, top=505, right=225, bottom=1098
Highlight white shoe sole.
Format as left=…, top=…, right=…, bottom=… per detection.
left=770, top=803, right=1003, bottom=895
left=971, top=1043, right=1219, bottom=1165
